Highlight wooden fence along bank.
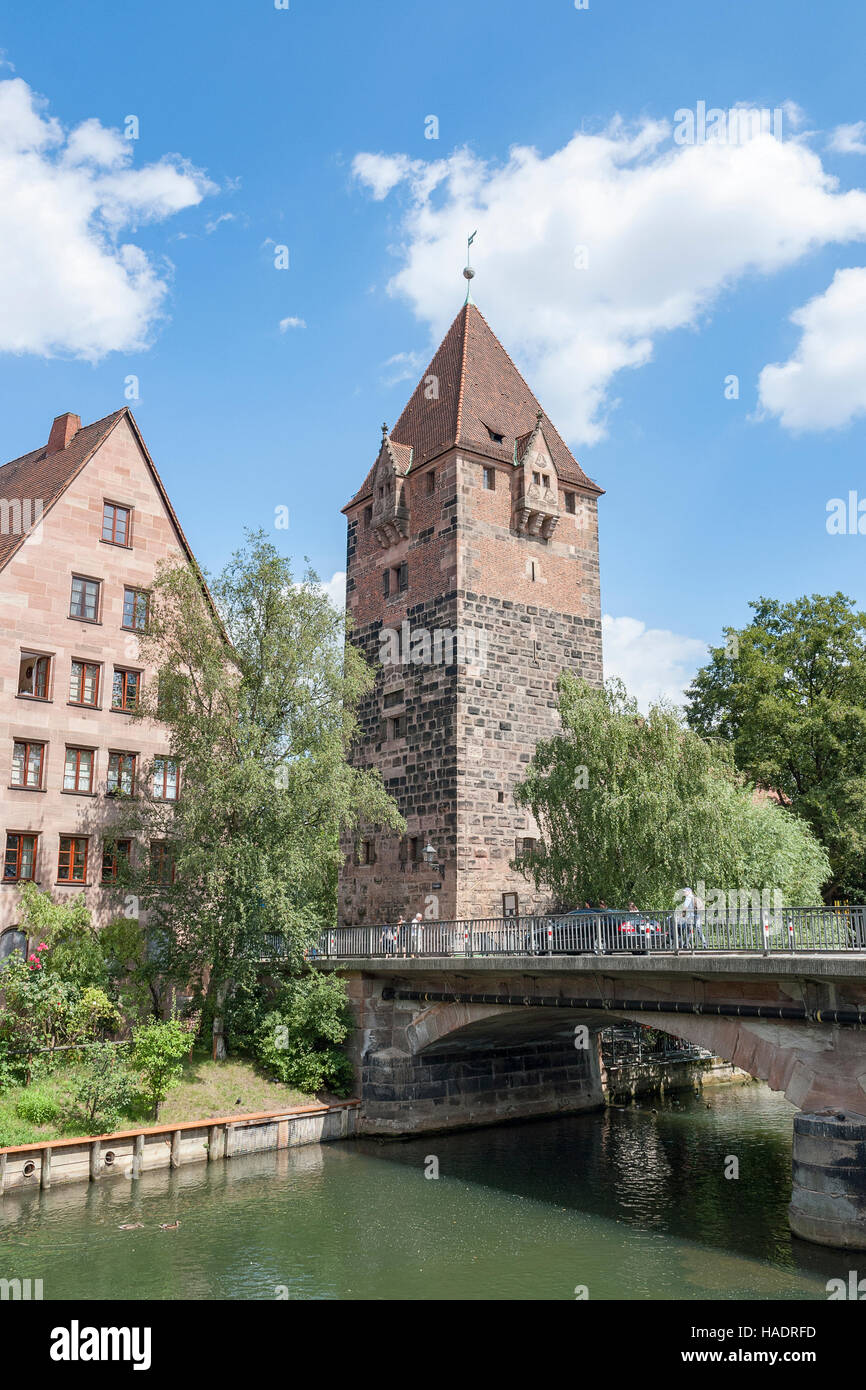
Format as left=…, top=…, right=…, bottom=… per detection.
left=0, top=1100, right=359, bottom=1195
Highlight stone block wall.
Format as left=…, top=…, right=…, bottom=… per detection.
left=339, top=435, right=603, bottom=925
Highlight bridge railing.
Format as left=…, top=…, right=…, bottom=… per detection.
left=308, top=906, right=866, bottom=960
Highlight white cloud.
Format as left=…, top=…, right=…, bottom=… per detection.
left=351, top=153, right=416, bottom=200
left=381, top=349, right=424, bottom=385
left=0, top=77, right=215, bottom=360
left=321, top=570, right=346, bottom=610
left=353, top=119, right=866, bottom=444
left=829, top=122, right=866, bottom=155
left=205, top=211, right=236, bottom=234
left=62, top=117, right=128, bottom=170
left=602, top=614, right=707, bottom=711
left=279, top=315, right=306, bottom=331
left=757, top=266, right=866, bottom=430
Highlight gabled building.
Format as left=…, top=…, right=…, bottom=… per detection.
left=0, top=408, right=202, bottom=952
left=339, top=299, right=604, bottom=925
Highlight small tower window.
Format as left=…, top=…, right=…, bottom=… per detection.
left=382, top=569, right=390, bottom=597
left=532, top=471, right=541, bottom=487
left=426, top=471, right=436, bottom=495
left=397, top=562, right=408, bottom=592
left=565, top=491, right=576, bottom=514
left=364, top=505, right=373, bottom=528
left=483, top=467, right=496, bottom=491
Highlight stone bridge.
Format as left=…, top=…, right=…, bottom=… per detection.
left=319, top=949, right=866, bottom=1250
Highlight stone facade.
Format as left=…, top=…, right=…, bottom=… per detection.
left=0, top=410, right=200, bottom=941
left=339, top=303, right=603, bottom=926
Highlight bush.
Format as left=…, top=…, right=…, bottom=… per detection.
left=252, top=973, right=355, bottom=1097
left=71, top=1044, right=137, bottom=1135
left=255, top=1018, right=354, bottom=1095
left=14, top=1091, right=60, bottom=1126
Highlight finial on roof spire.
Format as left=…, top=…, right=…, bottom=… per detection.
left=536, top=408, right=543, bottom=425
left=381, top=421, right=388, bottom=438
left=463, top=229, right=477, bottom=304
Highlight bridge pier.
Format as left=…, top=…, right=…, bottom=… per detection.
left=345, top=975, right=604, bottom=1135
left=790, top=1110, right=866, bottom=1249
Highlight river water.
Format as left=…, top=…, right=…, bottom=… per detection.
left=0, top=1083, right=856, bottom=1300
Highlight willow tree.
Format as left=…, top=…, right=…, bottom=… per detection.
left=116, top=532, right=403, bottom=1056
left=513, top=675, right=829, bottom=908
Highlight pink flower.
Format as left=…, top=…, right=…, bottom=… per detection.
left=28, top=953, right=37, bottom=961
left=37, top=942, right=48, bottom=951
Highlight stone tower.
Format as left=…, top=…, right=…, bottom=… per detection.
left=339, top=299, right=603, bottom=926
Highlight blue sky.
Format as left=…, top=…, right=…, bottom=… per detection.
left=2, top=0, right=866, bottom=705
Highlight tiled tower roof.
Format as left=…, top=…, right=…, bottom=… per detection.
left=346, top=302, right=601, bottom=508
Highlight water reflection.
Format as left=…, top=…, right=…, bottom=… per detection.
left=0, top=1084, right=854, bottom=1300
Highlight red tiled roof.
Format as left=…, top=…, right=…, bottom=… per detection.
left=0, top=407, right=225, bottom=639
left=345, top=302, right=602, bottom=509
left=0, top=410, right=126, bottom=569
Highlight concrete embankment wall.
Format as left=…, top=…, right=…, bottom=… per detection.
left=0, top=1100, right=358, bottom=1196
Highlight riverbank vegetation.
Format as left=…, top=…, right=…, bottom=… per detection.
left=0, top=880, right=356, bottom=1146
left=0, top=1047, right=319, bottom=1147
left=686, top=592, right=866, bottom=902
left=0, top=537, right=400, bottom=1144
left=109, top=531, right=402, bottom=1057
left=514, top=673, right=830, bottom=907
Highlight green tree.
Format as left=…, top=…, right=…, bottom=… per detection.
left=513, top=674, right=829, bottom=908
left=131, top=1019, right=192, bottom=1120
left=685, top=593, right=866, bottom=899
left=117, top=533, right=402, bottom=1057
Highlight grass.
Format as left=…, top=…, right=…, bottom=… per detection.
left=0, top=1049, right=318, bottom=1147
left=157, top=1053, right=314, bottom=1124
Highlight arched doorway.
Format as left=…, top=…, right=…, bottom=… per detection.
left=0, top=928, right=27, bottom=960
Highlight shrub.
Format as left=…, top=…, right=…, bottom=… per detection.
left=252, top=973, right=355, bottom=1097
left=14, top=1091, right=60, bottom=1126
left=71, top=1044, right=137, bottom=1135
left=255, top=1018, right=354, bottom=1095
